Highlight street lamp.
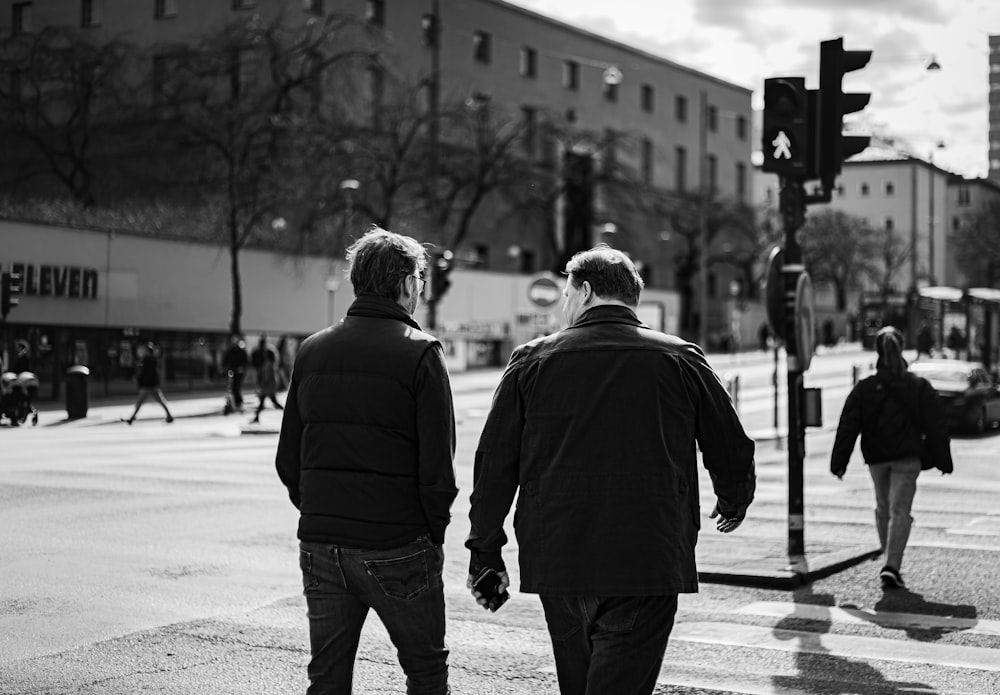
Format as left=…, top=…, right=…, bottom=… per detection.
left=928, top=141, right=945, bottom=286
left=339, top=178, right=360, bottom=239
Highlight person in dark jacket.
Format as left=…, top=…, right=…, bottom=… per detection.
left=124, top=342, right=174, bottom=424
left=466, top=245, right=756, bottom=695
left=223, top=335, right=249, bottom=411
left=276, top=227, right=458, bottom=695
left=831, top=326, right=952, bottom=590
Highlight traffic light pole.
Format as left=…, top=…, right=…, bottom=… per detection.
left=779, top=177, right=807, bottom=557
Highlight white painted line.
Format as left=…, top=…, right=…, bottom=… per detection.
left=909, top=540, right=1000, bottom=553
left=735, top=601, right=1000, bottom=636
left=672, top=621, right=1000, bottom=672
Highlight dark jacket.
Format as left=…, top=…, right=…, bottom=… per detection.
left=466, top=305, right=756, bottom=596
left=275, top=296, right=458, bottom=548
left=831, top=370, right=952, bottom=474
left=136, top=355, right=160, bottom=389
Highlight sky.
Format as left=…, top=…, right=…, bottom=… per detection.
left=504, top=0, right=999, bottom=180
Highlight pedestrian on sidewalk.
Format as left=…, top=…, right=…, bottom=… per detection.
left=466, top=245, right=756, bottom=695
left=250, top=349, right=282, bottom=424
left=831, top=326, right=953, bottom=590
left=276, top=227, right=458, bottom=695
left=124, top=342, right=174, bottom=425
left=223, top=335, right=249, bottom=412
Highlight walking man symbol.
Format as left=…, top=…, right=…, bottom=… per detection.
left=772, top=131, right=792, bottom=160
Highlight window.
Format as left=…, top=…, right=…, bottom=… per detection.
left=675, top=94, right=687, bottom=123
left=563, top=60, right=579, bottom=91
left=231, top=0, right=256, bottom=8
left=675, top=146, right=687, bottom=192
left=421, top=14, right=436, bottom=47
left=952, top=216, right=961, bottom=232
left=736, top=162, right=746, bottom=202
left=473, top=31, right=491, bottom=65
left=81, top=0, right=102, bottom=27
left=369, top=65, right=384, bottom=127
left=230, top=50, right=252, bottom=99
left=366, top=0, right=384, bottom=26
left=707, top=155, right=717, bottom=193
left=884, top=181, right=895, bottom=196
left=154, top=0, right=177, bottom=19
left=641, top=84, right=654, bottom=113
left=521, top=106, right=537, bottom=157
left=885, top=217, right=894, bottom=231
left=603, top=80, right=618, bottom=103
left=765, top=187, right=773, bottom=204
left=152, top=55, right=167, bottom=103
left=957, top=186, right=971, bottom=206
left=836, top=184, right=845, bottom=196
left=12, top=2, right=32, bottom=34
left=641, top=138, right=654, bottom=185
left=707, top=105, right=718, bottom=132
left=992, top=158, right=1000, bottom=171
left=736, top=115, right=747, bottom=141
left=519, top=46, right=537, bottom=78
left=303, top=0, right=323, bottom=15
left=860, top=182, right=870, bottom=196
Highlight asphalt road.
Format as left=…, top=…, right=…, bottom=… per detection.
left=3, top=346, right=1000, bottom=694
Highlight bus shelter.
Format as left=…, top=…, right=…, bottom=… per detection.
left=917, top=286, right=1000, bottom=374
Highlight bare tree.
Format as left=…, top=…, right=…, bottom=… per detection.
left=798, top=209, right=878, bottom=311
left=952, top=198, right=1000, bottom=285
left=151, top=12, right=375, bottom=336
left=0, top=27, right=138, bottom=206
left=865, top=224, right=912, bottom=301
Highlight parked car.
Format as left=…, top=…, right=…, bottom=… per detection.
left=909, top=359, right=1000, bottom=434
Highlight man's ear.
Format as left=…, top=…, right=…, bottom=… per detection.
left=581, top=280, right=593, bottom=304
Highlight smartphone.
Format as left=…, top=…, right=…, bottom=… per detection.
left=471, top=567, right=510, bottom=612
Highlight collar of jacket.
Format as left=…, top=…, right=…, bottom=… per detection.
left=346, top=295, right=423, bottom=331
left=570, top=304, right=645, bottom=329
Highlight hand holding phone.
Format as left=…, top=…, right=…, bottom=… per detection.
left=470, top=567, right=510, bottom=612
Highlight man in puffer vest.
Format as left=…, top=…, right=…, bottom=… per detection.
left=277, top=227, right=458, bottom=695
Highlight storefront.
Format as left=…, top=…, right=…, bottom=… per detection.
left=1, top=220, right=350, bottom=401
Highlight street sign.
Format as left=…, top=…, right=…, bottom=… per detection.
left=794, top=272, right=816, bottom=371
left=527, top=274, right=561, bottom=308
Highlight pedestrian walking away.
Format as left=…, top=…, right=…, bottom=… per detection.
left=831, top=326, right=953, bottom=590
left=250, top=349, right=283, bottom=424
left=465, top=244, right=757, bottom=695
left=275, top=226, right=458, bottom=695
left=123, top=342, right=174, bottom=424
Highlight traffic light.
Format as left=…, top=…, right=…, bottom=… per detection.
left=761, top=77, right=813, bottom=178
left=817, top=37, right=872, bottom=189
left=1, top=271, right=22, bottom=319
left=430, top=250, right=453, bottom=300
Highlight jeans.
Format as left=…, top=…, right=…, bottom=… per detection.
left=869, top=458, right=921, bottom=571
left=299, top=537, right=449, bottom=695
left=540, top=594, right=678, bottom=695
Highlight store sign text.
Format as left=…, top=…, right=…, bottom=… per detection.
left=8, top=262, right=99, bottom=300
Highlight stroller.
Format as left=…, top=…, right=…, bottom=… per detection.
left=1, top=371, right=39, bottom=426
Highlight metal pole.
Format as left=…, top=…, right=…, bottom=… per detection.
left=773, top=344, right=781, bottom=447
left=697, top=89, right=709, bottom=350
left=780, top=177, right=806, bottom=557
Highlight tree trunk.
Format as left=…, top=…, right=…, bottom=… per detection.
left=228, top=203, right=243, bottom=338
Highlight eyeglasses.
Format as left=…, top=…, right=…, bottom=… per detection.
left=411, top=273, right=426, bottom=290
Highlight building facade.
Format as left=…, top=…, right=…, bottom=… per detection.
left=1, top=0, right=752, bottom=342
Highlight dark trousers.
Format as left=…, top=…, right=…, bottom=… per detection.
left=299, top=537, right=449, bottom=695
left=540, top=594, right=678, bottom=695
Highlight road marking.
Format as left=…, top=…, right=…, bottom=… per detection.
left=736, top=601, right=1000, bottom=636
left=672, top=621, right=1000, bottom=672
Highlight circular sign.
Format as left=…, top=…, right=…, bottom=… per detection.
left=794, top=272, right=815, bottom=371
left=763, top=246, right=786, bottom=342
left=527, top=275, right=562, bottom=308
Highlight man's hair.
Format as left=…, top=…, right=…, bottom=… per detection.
left=346, top=226, right=428, bottom=299
left=565, top=244, right=644, bottom=306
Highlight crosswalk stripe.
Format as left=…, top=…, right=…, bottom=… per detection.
left=673, top=621, right=1000, bottom=672
left=736, top=601, right=1000, bottom=636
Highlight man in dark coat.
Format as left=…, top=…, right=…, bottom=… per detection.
left=466, top=245, right=756, bottom=695
left=276, top=227, right=457, bottom=695
left=223, top=335, right=249, bottom=411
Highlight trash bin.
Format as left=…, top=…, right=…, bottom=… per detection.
left=65, top=365, right=91, bottom=420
